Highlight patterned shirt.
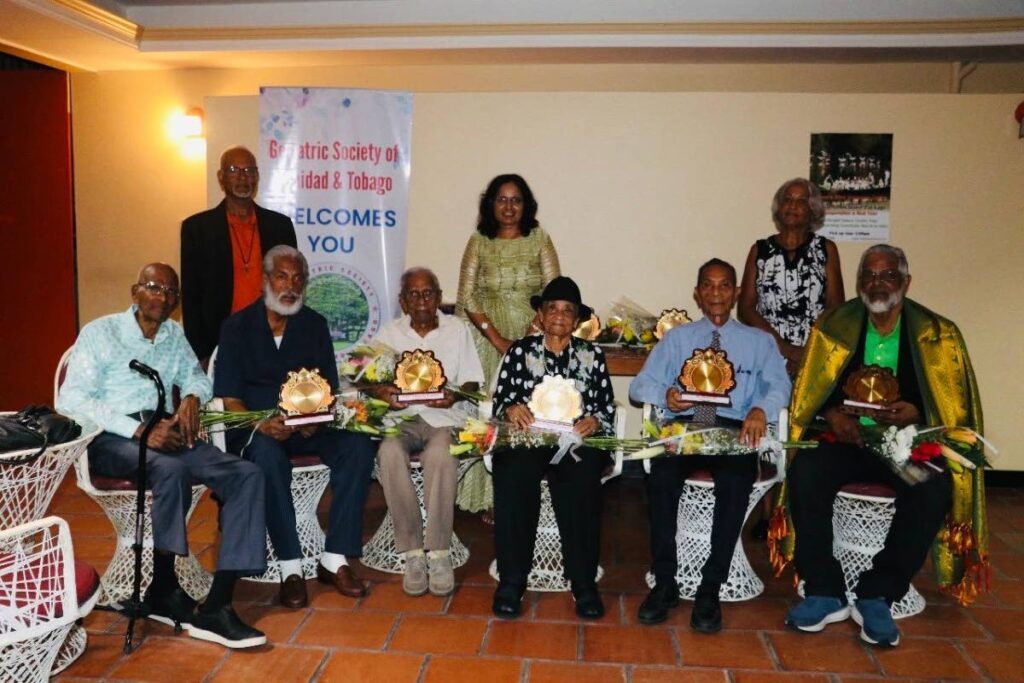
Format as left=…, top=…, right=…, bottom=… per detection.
left=753, top=233, right=829, bottom=346
left=492, top=336, right=615, bottom=434
left=57, top=305, right=212, bottom=439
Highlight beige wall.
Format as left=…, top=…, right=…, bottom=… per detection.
left=70, top=62, right=1024, bottom=468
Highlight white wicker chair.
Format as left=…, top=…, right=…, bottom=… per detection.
left=1, top=416, right=100, bottom=674
left=206, top=348, right=331, bottom=583
left=57, top=346, right=212, bottom=607
left=0, top=516, right=100, bottom=683
left=831, top=483, right=926, bottom=619
left=486, top=405, right=627, bottom=592
left=362, top=456, right=474, bottom=574
left=642, top=406, right=788, bottom=601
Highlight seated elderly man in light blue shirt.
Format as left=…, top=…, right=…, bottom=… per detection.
left=629, top=257, right=790, bottom=634
left=57, top=262, right=267, bottom=650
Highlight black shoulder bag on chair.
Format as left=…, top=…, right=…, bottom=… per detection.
left=0, top=405, right=82, bottom=465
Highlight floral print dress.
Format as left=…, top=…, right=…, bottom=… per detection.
left=753, top=233, right=828, bottom=346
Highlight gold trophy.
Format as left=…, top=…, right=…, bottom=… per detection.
left=655, top=308, right=692, bottom=340
left=841, top=365, right=899, bottom=415
left=528, top=375, right=583, bottom=432
left=573, top=313, right=601, bottom=341
left=279, top=368, right=336, bottom=426
left=393, top=349, right=447, bottom=403
left=677, top=348, right=736, bottom=406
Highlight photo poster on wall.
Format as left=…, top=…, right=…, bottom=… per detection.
left=810, top=133, right=893, bottom=242
left=258, top=87, right=413, bottom=358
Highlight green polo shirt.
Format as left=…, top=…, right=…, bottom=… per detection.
left=860, top=315, right=901, bottom=426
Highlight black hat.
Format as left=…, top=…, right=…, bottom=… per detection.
left=530, top=276, right=593, bottom=321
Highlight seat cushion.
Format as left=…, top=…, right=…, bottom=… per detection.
left=839, top=481, right=897, bottom=499
left=0, top=556, right=100, bottom=618
left=684, top=462, right=776, bottom=484
left=289, top=454, right=323, bottom=468
left=91, top=474, right=204, bottom=491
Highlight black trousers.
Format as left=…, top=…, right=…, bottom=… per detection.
left=647, top=452, right=758, bottom=587
left=492, top=446, right=608, bottom=588
left=788, top=441, right=952, bottom=603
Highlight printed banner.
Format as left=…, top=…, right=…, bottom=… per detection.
left=810, top=133, right=893, bottom=242
left=259, top=87, right=413, bottom=357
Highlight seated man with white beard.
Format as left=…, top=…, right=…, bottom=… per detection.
left=215, top=245, right=377, bottom=608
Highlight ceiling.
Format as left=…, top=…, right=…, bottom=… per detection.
left=2, top=0, right=1024, bottom=72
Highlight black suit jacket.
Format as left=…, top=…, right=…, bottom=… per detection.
left=180, top=199, right=297, bottom=361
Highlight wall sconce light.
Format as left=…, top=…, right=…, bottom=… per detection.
left=1016, top=101, right=1024, bottom=139
left=168, top=106, right=206, bottom=160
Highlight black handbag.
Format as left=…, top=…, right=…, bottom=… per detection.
left=0, top=405, right=82, bottom=465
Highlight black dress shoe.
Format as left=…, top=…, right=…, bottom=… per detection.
left=571, top=583, right=605, bottom=620
left=279, top=574, right=309, bottom=609
left=143, top=586, right=197, bottom=632
left=189, top=606, right=267, bottom=649
left=690, top=584, right=722, bottom=634
left=638, top=581, right=680, bottom=625
left=492, top=582, right=525, bottom=619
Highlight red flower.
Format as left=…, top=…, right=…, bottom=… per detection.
left=910, top=440, right=943, bottom=463
left=816, top=431, right=838, bottom=444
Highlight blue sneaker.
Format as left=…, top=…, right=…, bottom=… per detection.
left=852, top=598, right=900, bottom=647
left=785, top=595, right=850, bottom=632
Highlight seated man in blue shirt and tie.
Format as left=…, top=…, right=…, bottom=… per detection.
left=57, top=263, right=268, bottom=649
left=630, top=258, right=791, bottom=633
left=215, top=245, right=377, bottom=608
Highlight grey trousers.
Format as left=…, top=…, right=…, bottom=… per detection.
left=88, top=432, right=268, bottom=574
left=376, top=417, right=457, bottom=553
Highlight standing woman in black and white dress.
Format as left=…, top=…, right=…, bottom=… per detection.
left=739, top=178, right=845, bottom=377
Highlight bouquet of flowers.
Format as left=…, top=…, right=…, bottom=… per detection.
left=852, top=424, right=994, bottom=485
left=201, top=395, right=404, bottom=438
left=339, top=343, right=397, bottom=385
left=448, top=418, right=651, bottom=458
left=626, top=420, right=818, bottom=463
left=594, top=297, right=658, bottom=347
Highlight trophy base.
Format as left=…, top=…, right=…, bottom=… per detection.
left=677, top=391, right=731, bottom=406
left=532, top=419, right=576, bottom=433
left=841, top=399, right=896, bottom=417
left=284, top=412, right=335, bottom=426
left=396, top=391, right=445, bottom=403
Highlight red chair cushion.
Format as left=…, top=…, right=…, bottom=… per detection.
left=840, top=482, right=897, bottom=499
left=0, top=556, right=100, bottom=617
left=91, top=474, right=204, bottom=491
left=685, top=463, right=777, bottom=484
left=289, top=454, right=323, bottom=467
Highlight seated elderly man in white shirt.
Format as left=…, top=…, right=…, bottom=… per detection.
left=370, top=267, right=485, bottom=597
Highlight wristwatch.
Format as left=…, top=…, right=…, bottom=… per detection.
left=480, top=322, right=490, bottom=331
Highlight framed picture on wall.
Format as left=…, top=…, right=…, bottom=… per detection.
left=810, top=133, right=893, bottom=242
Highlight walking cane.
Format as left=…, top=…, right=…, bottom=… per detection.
left=123, top=360, right=166, bottom=654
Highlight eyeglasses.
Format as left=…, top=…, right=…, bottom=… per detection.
left=225, top=165, right=259, bottom=176
left=859, top=269, right=903, bottom=285
left=139, top=281, right=180, bottom=298
left=403, top=288, right=437, bottom=301
left=494, top=196, right=523, bottom=206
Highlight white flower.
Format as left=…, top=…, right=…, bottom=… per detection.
left=577, top=349, right=595, bottom=370
left=525, top=353, right=546, bottom=378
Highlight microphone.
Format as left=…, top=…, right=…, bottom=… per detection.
left=129, top=359, right=159, bottom=378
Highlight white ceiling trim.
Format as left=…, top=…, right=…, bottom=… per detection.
left=11, top=0, right=140, bottom=46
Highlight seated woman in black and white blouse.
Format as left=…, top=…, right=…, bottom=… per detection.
left=489, top=276, right=615, bottom=621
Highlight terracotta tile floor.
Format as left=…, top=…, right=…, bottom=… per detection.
left=49, top=473, right=1024, bottom=683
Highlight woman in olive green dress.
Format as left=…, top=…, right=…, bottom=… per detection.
left=455, top=174, right=561, bottom=515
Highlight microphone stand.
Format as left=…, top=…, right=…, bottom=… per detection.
left=123, top=367, right=166, bottom=655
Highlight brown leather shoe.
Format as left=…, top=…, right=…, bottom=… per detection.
left=317, top=564, right=369, bottom=598
left=279, top=574, right=308, bottom=609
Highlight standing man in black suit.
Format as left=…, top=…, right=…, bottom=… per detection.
left=181, top=146, right=297, bottom=365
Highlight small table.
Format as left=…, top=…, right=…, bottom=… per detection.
left=600, top=345, right=649, bottom=376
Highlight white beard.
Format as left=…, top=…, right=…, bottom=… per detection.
left=264, top=283, right=304, bottom=316
left=860, top=288, right=903, bottom=314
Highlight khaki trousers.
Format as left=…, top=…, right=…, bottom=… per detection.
left=377, top=416, right=457, bottom=553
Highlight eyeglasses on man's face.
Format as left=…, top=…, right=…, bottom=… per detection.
left=225, top=165, right=259, bottom=176
left=403, top=288, right=437, bottom=302
left=859, top=269, right=903, bottom=285
left=138, top=281, right=180, bottom=299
